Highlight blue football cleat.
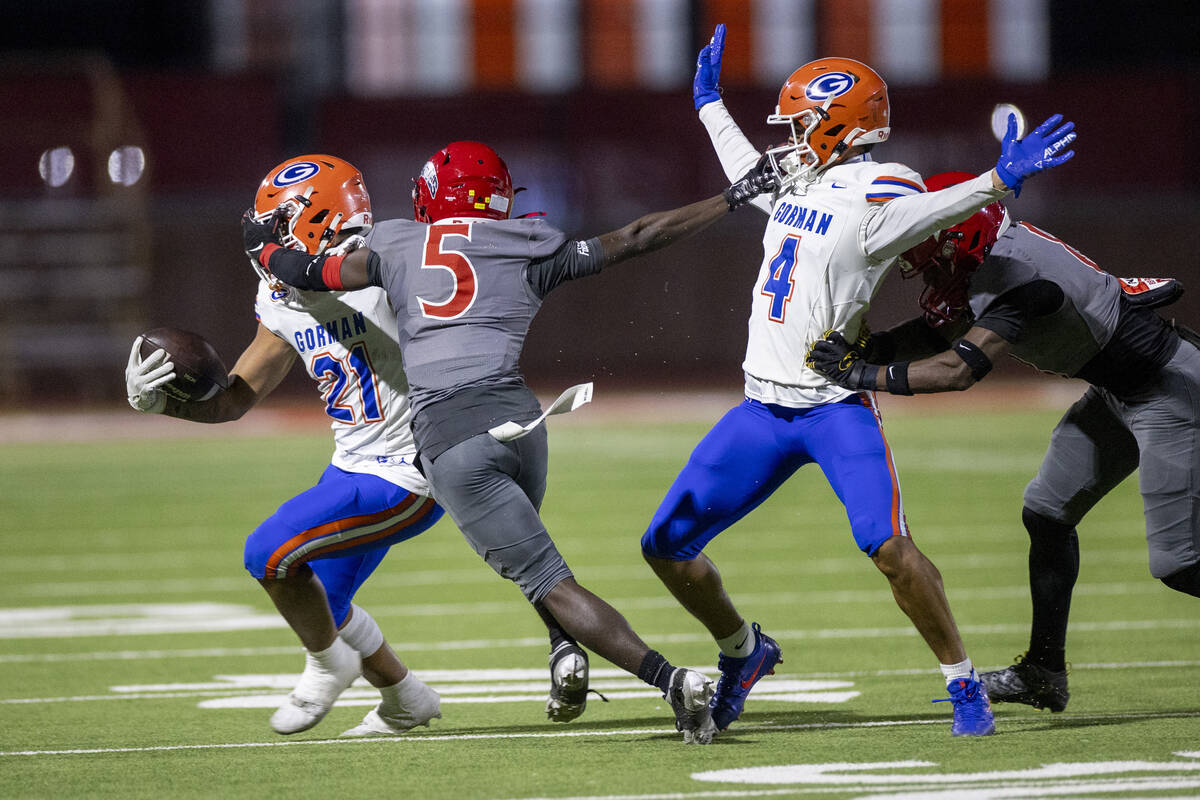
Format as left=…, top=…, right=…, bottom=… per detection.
left=935, top=675, right=996, bottom=737
left=709, top=622, right=782, bottom=730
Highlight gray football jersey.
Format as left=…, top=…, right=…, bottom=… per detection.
left=365, top=217, right=566, bottom=408
left=363, top=216, right=604, bottom=458
left=969, top=222, right=1122, bottom=378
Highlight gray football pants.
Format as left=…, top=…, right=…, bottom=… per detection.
left=419, top=425, right=574, bottom=602
left=1024, top=339, right=1200, bottom=578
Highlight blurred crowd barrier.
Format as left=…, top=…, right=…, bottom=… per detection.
left=0, top=45, right=1196, bottom=406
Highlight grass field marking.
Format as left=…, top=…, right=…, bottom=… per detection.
left=1, top=674, right=858, bottom=709
left=3, top=712, right=1198, bottom=760
left=499, top=786, right=1200, bottom=800
left=7, top=659, right=1198, bottom=707
left=0, top=645, right=304, bottom=664
left=4, top=614, right=1198, bottom=656
left=0, top=723, right=939, bottom=758
left=692, top=753, right=1200, bottom=785
left=5, top=549, right=1152, bottom=599
left=0, top=602, right=286, bottom=638
left=0, top=581, right=1182, bottom=638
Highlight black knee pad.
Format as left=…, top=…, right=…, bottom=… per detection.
left=1022, top=506, right=1075, bottom=540
left=1161, top=561, right=1200, bottom=598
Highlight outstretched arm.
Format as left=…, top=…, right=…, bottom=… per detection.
left=808, top=325, right=1012, bottom=395
left=596, top=158, right=778, bottom=268
left=863, top=113, right=1077, bottom=262
left=243, top=209, right=373, bottom=292
left=596, top=195, right=727, bottom=268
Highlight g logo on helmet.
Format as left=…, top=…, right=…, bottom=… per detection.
left=273, top=161, right=321, bottom=187
left=805, top=72, right=856, bottom=101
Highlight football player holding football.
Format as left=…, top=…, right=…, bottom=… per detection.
left=808, top=171, right=1200, bottom=714
left=126, top=156, right=449, bottom=737
left=637, top=24, right=1077, bottom=738
left=241, top=140, right=778, bottom=744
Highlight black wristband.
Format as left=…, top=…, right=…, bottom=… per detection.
left=884, top=361, right=912, bottom=395
left=953, top=339, right=994, bottom=381
left=856, top=362, right=879, bottom=392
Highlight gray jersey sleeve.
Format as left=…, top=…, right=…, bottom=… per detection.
left=525, top=237, right=606, bottom=298
left=974, top=280, right=1066, bottom=342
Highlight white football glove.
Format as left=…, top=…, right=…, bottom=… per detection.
left=126, top=336, right=175, bottom=414
left=326, top=233, right=367, bottom=256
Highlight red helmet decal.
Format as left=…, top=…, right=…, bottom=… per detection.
left=412, top=141, right=514, bottom=223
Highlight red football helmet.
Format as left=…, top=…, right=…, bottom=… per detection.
left=765, top=57, right=890, bottom=186
left=254, top=155, right=372, bottom=256
left=898, top=171, right=1008, bottom=326
left=412, top=141, right=514, bottom=223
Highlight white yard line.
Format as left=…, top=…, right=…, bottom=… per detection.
left=4, top=616, right=1200, bottom=663
left=1, top=710, right=1197, bottom=759
left=3, top=550, right=1151, bottom=597
left=5, top=656, right=1200, bottom=704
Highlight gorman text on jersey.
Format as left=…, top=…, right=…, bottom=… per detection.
left=772, top=202, right=834, bottom=235
left=293, top=311, right=369, bottom=352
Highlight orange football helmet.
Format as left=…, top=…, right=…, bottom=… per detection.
left=765, top=57, right=891, bottom=186
left=253, top=155, right=372, bottom=256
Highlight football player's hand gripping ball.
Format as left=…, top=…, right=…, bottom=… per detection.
left=693, top=23, right=725, bottom=110
left=994, top=113, right=1076, bottom=197
left=807, top=331, right=877, bottom=391
left=724, top=154, right=781, bottom=210
left=126, top=336, right=175, bottom=413
left=241, top=207, right=288, bottom=261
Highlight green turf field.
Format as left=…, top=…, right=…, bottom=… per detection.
left=3, top=400, right=1199, bottom=799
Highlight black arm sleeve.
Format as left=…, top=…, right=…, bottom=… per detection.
left=365, top=250, right=383, bottom=287
left=872, top=317, right=958, bottom=362
left=973, top=279, right=1064, bottom=342
left=262, top=246, right=333, bottom=291
left=525, top=237, right=607, bottom=298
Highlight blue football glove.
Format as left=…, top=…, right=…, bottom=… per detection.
left=994, top=112, right=1076, bottom=197
left=693, top=23, right=726, bottom=110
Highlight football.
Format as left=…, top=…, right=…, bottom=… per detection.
left=138, top=326, right=230, bottom=403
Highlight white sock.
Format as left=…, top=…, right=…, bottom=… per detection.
left=338, top=604, right=384, bottom=658
left=716, top=622, right=755, bottom=658
left=940, top=658, right=975, bottom=685
left=311, top=637, right=351, bottom=669
left=379, top=672, right=427, bottom=713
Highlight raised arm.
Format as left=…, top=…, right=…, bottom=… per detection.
left=692, top=24, right=772, bottom=216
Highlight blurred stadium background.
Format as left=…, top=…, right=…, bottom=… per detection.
left=0, top=0, right=1196, bottom=408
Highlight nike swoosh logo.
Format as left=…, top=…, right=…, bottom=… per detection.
left=734, top=633, right=749, bottom=651
left=831, top=182, right=848, bottom=189
left=739, top=650, right=770, bottom=689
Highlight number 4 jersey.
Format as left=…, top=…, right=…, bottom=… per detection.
left=254, top=280, right=429, bottom=496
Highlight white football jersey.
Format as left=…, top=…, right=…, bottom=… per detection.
left=254, top=281, right=429, bottom=496
left=699, top=101, right=1008, bottom=407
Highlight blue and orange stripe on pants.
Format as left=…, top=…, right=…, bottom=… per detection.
left=264, top=493, right=439, bottom=579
